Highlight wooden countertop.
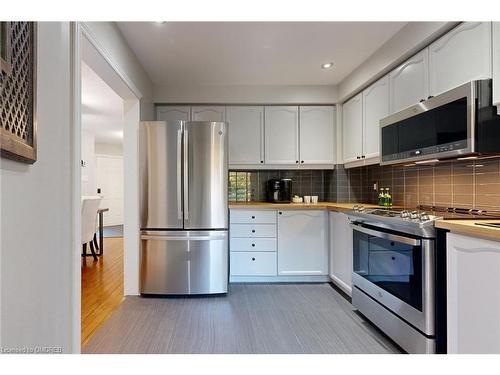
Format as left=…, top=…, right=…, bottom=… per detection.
left=435, top=219, right=500, bottom=242
left=229, top=202, right=385, bottom=213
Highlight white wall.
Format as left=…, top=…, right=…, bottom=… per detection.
left=82, top=22, right=155, bottom=121
left=0, top=22, right=74, bottom=352
left=95, top=142, right=123, bottom=156
left=154, top=84, right=338, bottom=104
left=81, top=130, right=96, bottom=196
left=337, top=22, right=458, bottom=102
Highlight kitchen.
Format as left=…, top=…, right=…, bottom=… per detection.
left=114, top=21, right=500, bottom=355
left=2, top=12, right=500, bottom=366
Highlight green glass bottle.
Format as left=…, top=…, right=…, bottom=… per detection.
left=384, top=188, right=392, bottom=207
left=378, top=188, right=385, bottom=206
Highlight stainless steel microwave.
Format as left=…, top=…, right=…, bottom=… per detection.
left=380, top=79, right=500, bottom=166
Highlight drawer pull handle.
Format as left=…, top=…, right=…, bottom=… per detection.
left=251, top=257, right=256, bottom=261
left=391, top=256, right=396, bottom=260
left=251, top=243, right=255, bottom=247
left=252, top=229, right=255, bottom=233
left=251, top=216, right=255, bottom=219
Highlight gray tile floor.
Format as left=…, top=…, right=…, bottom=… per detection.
left=83, top=283, right=402, bottom=354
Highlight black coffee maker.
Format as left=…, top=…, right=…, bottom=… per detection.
left=266, top=178, right=292, bottom=203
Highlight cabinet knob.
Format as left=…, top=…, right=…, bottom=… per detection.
left=252, top=243, right=255, bottom=247
left=362, top=155, right=365, bottom=159
left=279, top=212, right=282, bottom=215
left=251, top=229, right=255, bottom=233
left=301, top=160, right=304, bottom=164
left=260, top=160, right=264, bottom=163
left=357, top=156, right=360, bottom=160
left=251, top=257, right=256, bottom=261
left=420, top=99, right=425, bottom=103
left=295, top=160, right=299, bottom=163
left=428, top=95, right=434, bottom=100
left=251, top=215, right=255, bottom=219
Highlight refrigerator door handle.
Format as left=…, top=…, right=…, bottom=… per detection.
left=183, top=128, right=189, bottom=221
left=141, top=234, right=227, bottom=241
left=177, top=126, right=183, bottom=220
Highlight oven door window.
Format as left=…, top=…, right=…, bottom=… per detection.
left=353, top=229, right=422, bottom=311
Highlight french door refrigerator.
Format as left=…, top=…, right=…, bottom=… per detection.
left=140, top=121, right=228, bottom=295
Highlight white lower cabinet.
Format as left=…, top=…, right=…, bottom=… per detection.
left=329, top=212, right=353, bottom=295
left=277, top=210, right=328, bottom=275
left=447, top=232, right=500, bottom=353
left=230, top=252, right=277, bottom=276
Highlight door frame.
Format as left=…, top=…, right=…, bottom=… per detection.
left=70, top=22, right=142, bottom=353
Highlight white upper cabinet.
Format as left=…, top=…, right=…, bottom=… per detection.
left=299, top=106, right=335, bottom=164
left=226, top=106, right=264, bottom=165
left=362, top=75, right=390, bottom=162
left=493, top=22, right=500, bottom=113
left=429, top=22, right=492, bottom=96
left=265, top=106, right=299, bottom=164
left=191, top=106, right=226, bottom=122
left=342, top=93, right=363, bottom=164
left=156, top=106, right=191, bottom=121
left=389, top=48, right=429, bottom=113
left=277, top=210, right=328, bottom=276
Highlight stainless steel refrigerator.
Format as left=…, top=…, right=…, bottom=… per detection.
left=140, top=121, right=228, bottom=295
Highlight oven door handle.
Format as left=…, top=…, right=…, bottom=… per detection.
left=350, top=223, right=421, bottom=246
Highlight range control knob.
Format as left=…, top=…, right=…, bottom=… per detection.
left=409, top=211, right=419, bottom=220
left=353, top=205, right=359, bottom=211
left=358, top=206, right=365, bottom=212
left=419, top=213, right=430, bottom=221
left=400, top=210, right=409, bottom=218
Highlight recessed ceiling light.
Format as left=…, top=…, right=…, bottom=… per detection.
left=321, top=62, right=334, bottom=69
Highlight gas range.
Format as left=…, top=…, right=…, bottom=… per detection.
left=347, top=205, right=442, bottom=238
left=347, top=204, right=500, bottom=238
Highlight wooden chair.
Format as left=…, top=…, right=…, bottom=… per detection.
left=81, top=197, right=102, bottom=261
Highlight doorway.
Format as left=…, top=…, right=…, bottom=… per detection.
left=74, top=24, right=142, bottom=351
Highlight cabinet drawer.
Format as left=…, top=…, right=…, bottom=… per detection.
left=230, top=210, right=277, bottom=224
left=230, top=252, right=277, bottom=276
left=230, top=238, right=277, bottom=252
left=230, top=224, right=276, bottom=238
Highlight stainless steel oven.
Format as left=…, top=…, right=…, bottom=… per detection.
left=350, top=219, right=436, bottom=353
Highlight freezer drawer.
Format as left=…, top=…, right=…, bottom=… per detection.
left=140, top=231, right=228, bottom=295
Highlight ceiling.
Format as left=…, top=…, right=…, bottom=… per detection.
left=81, top=62, right=124, bottom=144
left=117, top=22, right=407, bottom=86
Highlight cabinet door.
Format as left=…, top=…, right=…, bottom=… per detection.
left=226, top=106, right=264, bottom=165
left=329, top=212, right=353, bottom=296
left=447, top=233, right=500, bottom=353
left=429, top=22, right=492, bottom=96
left=264, top=106, right=299, bottom=164
left=299, top=106, right=335, bottom=164
left=156, top=106, right=190, bottom=121
left=342, top=94, right=363, bottom=164
left=362, top=75, right=389, bottom=162
left=389, top=49, right=429, bottom=113
left=277, top=210, right=328, bottom=275
left=191, top=106, right=225, bottom=122
left=493, top=22, right=500, bottom=113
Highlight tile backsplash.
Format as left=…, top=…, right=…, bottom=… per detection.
left=337, top=157, right=500, bottom=211
left=229, top=170, right=330, bottom=202
left=229, top=156, right=500, bottom=211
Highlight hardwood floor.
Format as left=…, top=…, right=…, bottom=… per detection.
left=81, top=237, right=124, bottom=347
left=83, top=283, right=402, bottom=354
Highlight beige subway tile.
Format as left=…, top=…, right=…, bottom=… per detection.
left=453, top=194, right=473, bottom=208
left=453, top=184, right=473, bottom=195
left=452, top=174, right=473, bottom=185
left=475, top=183, right=500, bottom=195
left=434, top=183, right=452, bottom=194
left=475, top=173, right=500, bottom=184
left=434, top=193, right=452, bottom=206
left=475, top=195, right=500, bottom=207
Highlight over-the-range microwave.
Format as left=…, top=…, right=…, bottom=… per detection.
left=380, top=79, right=500, bottom=166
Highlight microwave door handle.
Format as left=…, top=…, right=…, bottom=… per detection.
left=183, top=128, right=189, bottom=221
left=177, top=127, right=182, bottom=220
left=349, top=223, right=421, bottom=246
